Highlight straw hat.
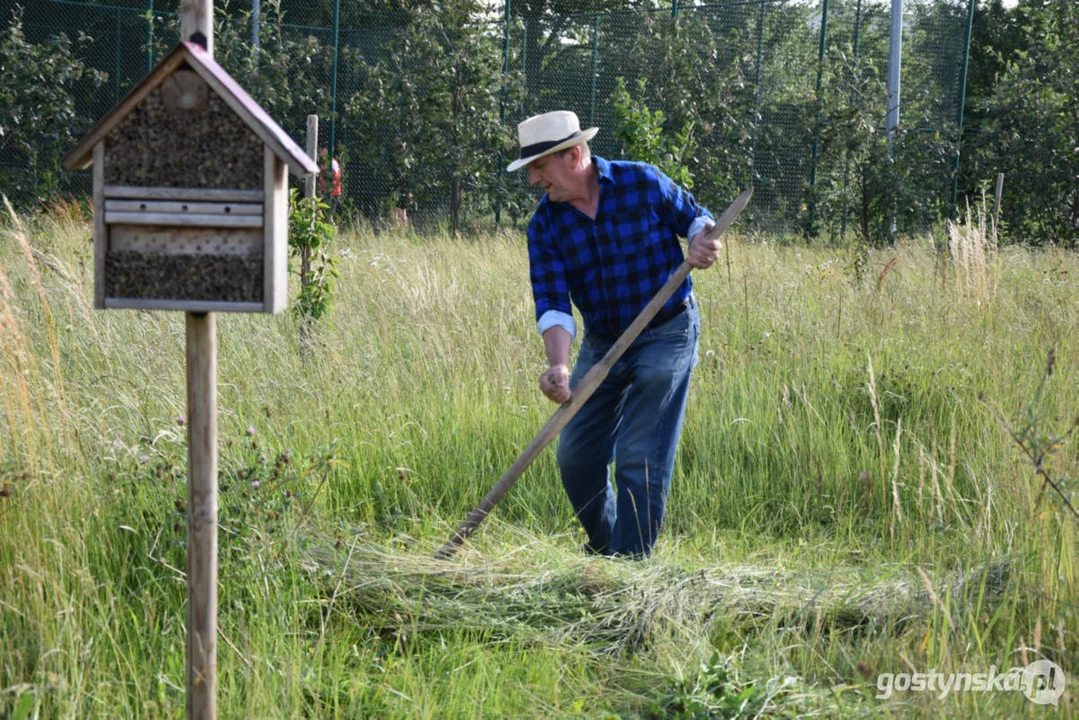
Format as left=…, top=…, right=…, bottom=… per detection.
left=506, top=111, right=599, bottom=172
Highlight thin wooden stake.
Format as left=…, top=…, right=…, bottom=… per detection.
left=993, top=171, right=1004, bottom=236
left=305, top=114, right=318, bottom=200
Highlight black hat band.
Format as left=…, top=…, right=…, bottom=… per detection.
left=519, top=130, right=583, bottom=160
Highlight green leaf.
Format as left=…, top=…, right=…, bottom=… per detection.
left=12, top=691, right=35, bottom=720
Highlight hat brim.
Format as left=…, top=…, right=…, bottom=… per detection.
left=506, top=127, right=599, bottom=173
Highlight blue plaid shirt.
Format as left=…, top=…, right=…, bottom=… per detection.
left=527, top=156, right=713, bottom=339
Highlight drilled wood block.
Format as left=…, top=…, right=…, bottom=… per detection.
left=106, top=252, right=263, bottom=302
left=104, top=77, right=262, bottom=190
left=105, top=212, right=263, bottom=228
left=109, top=225, right=263, bottom=256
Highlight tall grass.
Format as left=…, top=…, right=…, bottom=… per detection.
left=1, top=206, right=1076, bottom=717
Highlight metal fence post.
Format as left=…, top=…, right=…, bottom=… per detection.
left=146, top=0, right=154, bottom=73
left=951, top=0, right=976, bottom=218
left=885, top=0, right=902, bottom=236
left=252, top=0, right=260, bottom=49
left=114, top=10, right=124, bottom=103
left=749, top=0, right=767, bottom=189
left=841, top=0, right=863, bottom=239
left=328, top=0, right=341, bottom=157
left=589, top=15, right=599, bottom=129
left=807, top=0, right=829, bottom=237
left=496, top=0, right=510, bottom=226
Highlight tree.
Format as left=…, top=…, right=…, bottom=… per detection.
left=510, top=0, right=641, bottom=111
left=208, top=0, right=365, bottom=144
left=964, top=0, right=1078, bottom=244
left=0, top=9, right=106, bottom=208
left=274, top=0, right=413, bottom=29
left=347, top=0, right=522, bottom=234
left=611, top=77, right=696, bottom=190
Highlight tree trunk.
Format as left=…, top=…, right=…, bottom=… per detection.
left=451, top=178, right=462, bottom=235
left=451, top=56, right=462, bottom=236
left=860, top=166, right=870, bottom=243
left=1070, top=186, right=1079, bottom=231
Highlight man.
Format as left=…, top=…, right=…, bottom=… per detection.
left=507, top=110, right=723, bottom=558
left=318, top=147, right=342, bottom=218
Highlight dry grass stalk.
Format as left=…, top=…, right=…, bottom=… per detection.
left=947, top=193, right=998, bottom=306
left=947, top=417, right=958, bottom=511
left=891, top=417, right=904, bottom=524
left=0, top=257, right=35, bottom=460
left=877, top=251, right=901, bottom=291
left=928, top=440, right=946, bottom=525
left=29, top=243, right=95, bottom=331
left=867, top=353, right=887, bottom=508
left=916, top=566, right=953, bottom=628
left=918, top=445, right=926, bottom=507
left=5, top=197, right=69, bottom=425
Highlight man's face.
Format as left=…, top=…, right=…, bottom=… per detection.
left=527, top=149, right=576, bottom=202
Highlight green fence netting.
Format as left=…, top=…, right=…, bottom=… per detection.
left=3, top=0, right=974, bottom=239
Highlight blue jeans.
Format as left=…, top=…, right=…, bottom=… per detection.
left=557, top=297, right=700, bottom=558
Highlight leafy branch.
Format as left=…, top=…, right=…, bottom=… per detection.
left=984, top=348, right=1079, bottom=522
left=611, top=76, right=696, bottom=190
left=287, top=189, right=338, bottom=325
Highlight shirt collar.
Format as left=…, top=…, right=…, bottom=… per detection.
left=592, top=155, right=613, bottom=185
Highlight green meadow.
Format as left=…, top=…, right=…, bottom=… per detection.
left=1, top=207, right=1076, bottom=718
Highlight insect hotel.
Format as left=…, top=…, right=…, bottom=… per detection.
left=63, top=41, right=318, bottom=313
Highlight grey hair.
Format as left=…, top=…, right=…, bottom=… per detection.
left=560, top=142, right=591, bottom=168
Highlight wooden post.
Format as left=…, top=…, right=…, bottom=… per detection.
left=186, top=312, right=217, bottom=720
left=993, top=172, right=1004, bottom=233
left=301, top=115, right=317, bottom=292
left=305, top=114, right=318, bottom=200
left=181, top=0, right=213, bottom=55
left=181, top=3, right=216, bottom=719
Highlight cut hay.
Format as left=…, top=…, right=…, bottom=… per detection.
left=302, top=537, right=1011, bottom=657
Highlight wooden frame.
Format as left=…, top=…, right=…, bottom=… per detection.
left=105, top=299, right=263, bottom=312
left=263, top=147, right=288, bottom=314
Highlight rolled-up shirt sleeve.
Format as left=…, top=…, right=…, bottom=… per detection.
left=654, top=167, right=713, bottom=238
left=537, top=309, right=576, bottom=340
left=528, top=209, right=576, bottom=339
left=687, top=215, right=715, bottom=242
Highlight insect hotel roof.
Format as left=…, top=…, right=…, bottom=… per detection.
left=64, top=41, right=316, bottom=178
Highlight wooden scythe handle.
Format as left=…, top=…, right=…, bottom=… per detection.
left=435, top=188, right=753, bottom=559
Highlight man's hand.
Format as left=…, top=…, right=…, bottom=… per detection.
left=687, top=222, right=722, bottom=269
left=539, top=364, right=571, bottom=404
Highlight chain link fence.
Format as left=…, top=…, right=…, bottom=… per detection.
left=4, top=0, right=974, bottom=239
